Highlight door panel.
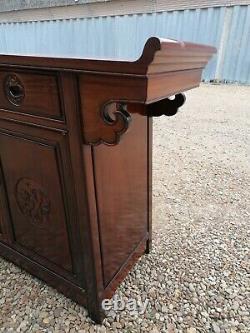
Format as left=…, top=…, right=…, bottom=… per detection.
left=0, top=130, right=73, bottom=273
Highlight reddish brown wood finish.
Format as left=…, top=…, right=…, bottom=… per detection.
left=0, top=70, right=63, bottom=119
left=0, top=37, right=215, bottom=322
left=92, top=110, right=148, bottom=287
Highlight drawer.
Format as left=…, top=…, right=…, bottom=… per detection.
left=0, top=70, right=63, bottom=120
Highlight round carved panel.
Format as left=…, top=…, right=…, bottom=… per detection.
left=15, top=178, right=51, bottom=225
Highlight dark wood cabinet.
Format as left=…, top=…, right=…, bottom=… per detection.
left=0, top=37, right=215, bottom=322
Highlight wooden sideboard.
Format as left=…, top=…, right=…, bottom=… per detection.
left=0, top=37, right=216, bottom=322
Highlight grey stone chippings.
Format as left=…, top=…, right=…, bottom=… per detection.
left=0, top=85, right=249, bottom=332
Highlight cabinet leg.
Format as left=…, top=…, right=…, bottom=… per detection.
left=145, top=237, right=152, bottom=254
left=87, top=299, right=105, bottom=324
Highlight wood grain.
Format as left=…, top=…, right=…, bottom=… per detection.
left=0, top=36, right=216, bottom=323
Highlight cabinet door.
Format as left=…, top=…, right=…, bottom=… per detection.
left=0, top=125, right=76, bottom=277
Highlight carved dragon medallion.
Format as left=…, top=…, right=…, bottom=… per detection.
left=15, top=178, right=51, bottom=225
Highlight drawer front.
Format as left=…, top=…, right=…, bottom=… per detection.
left=0, top=70, right=63, bottom=120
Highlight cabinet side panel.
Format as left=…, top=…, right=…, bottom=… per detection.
left=92, top=112, right=148, bottom=287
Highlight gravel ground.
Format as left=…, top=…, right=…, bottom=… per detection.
left=0, top=84, right=249, bottom=332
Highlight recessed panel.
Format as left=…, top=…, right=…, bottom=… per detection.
left=0, top=131, right=73, bottom=272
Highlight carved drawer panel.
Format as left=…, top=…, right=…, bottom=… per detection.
left=0, top=130, right=73, bottom=273
left=0, top=70, right=63, bottom=120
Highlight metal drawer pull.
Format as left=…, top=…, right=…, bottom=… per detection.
left=4, top=74, right=25, bottom=106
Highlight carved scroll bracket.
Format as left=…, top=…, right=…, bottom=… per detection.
left=97, top=101, right=132, bottom=145
left=79, top=75, right=186, bottom=146
left=79, top=74, right=144, bottom=146
left=147, top=93, right=186, bottom=117
left=83, top=101, right=131, bottom=146
left=83, top=94, right=186, bottom=146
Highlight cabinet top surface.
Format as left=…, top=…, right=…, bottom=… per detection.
left=0, top=37, right=216, bottom=75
